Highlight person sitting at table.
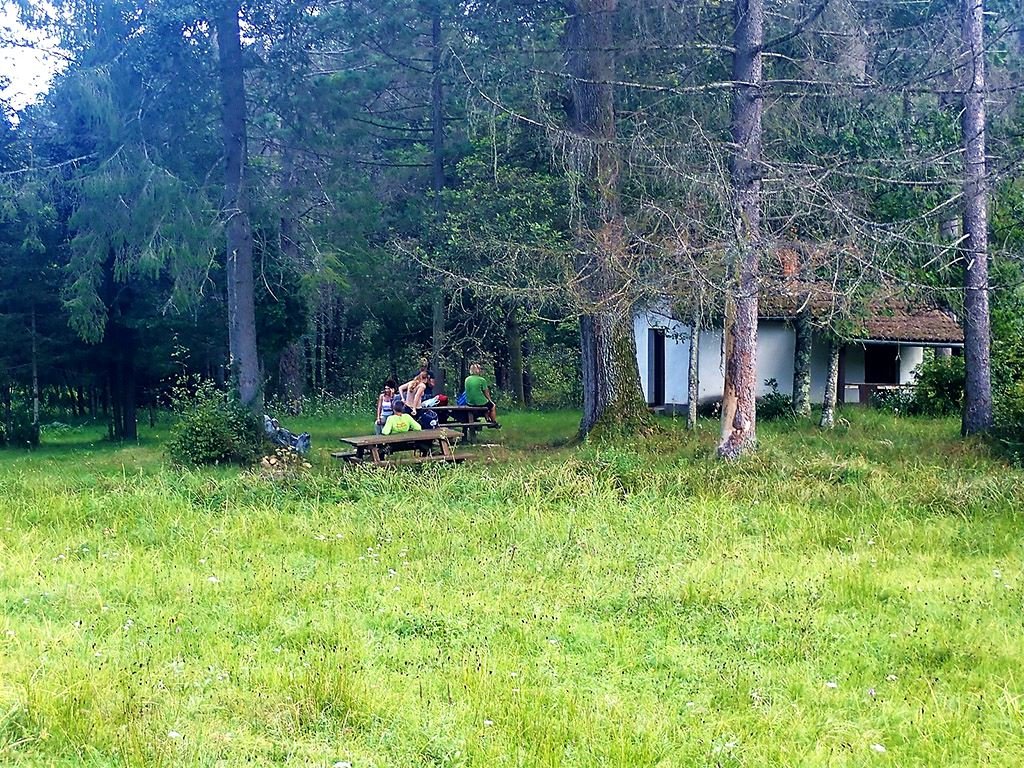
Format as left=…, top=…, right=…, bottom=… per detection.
left=375, top=379, right=397, bottom=435
left=381, top=400, right=423, bottom=435
left=463, top=363, right=498, bottom=425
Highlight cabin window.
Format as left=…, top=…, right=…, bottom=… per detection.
left=864, top=345, right=900, bottom=384
left=648, top=329, right=666, bottom=406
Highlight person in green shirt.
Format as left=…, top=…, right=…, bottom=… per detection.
left=463, top=363, right=497, bottom=424
left=381, top=401, right=423, bottom=435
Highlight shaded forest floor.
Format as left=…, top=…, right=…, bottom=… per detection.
left=1, top=410, right=1022, bottom=766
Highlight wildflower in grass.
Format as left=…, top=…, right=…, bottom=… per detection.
left=333, top=762, right=352, bottom=768
left=168, top=730, right=183, bottom=740
left=825, top=680, right=838, bottom=689
left=868, top=688, right=876, bottom=698
left=712, top=738, right=739, bottom=755
left=207, top=576, right=220, bottom=584
left=886, top=674, right=897, bottom=682
left=993, top=569, right=1002, bottom=579
left=484, top=719, right=494, bottom=727
left=871, top=743, right=886, bottom=753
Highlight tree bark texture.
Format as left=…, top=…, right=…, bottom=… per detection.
left=687, top=319, right=700, bottom=430
left=961, top=0, right=992, bottom=436
left=106, top=322, right=137, bottom=441
left=566, top=0, right=650, bottom=438
left=430, top=8, right=447, bottom=394
left=820, top=340, right=840, bottom=430
left=30, top=306, right=39, bottom=426
left=278, top=150, right=306, bottom=412
left=216, top=1, right=262, bottom=411
left=792, top=311, right=813, bottom=418
left=718, top=0, right=763, bottom=459
left=507, top=311, right=526, bottom=406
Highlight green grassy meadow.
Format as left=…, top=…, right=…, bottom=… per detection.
left=1, top=410, right=1022, bottom=767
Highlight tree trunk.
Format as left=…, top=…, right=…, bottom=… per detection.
left=820, top=341, right=840, bottom=430
left=430, top=7, right=447, bottom=394
left=687, top=317, right=700, bottom=430
left=961, top=0, right=992, bottom=435
left=522, top=336, right=533, bottom=406
left=3, top=385, right=11, bottom=438
left=792, top=311, right=813, bottom=418
left=566, top=0, right=650, bottom=438
left=718, top=0, right=763, bottom=459
left=108, top=364, right=121, bottom=440
left=508, top=311, right=526, bottom=406
left=123, top=333, right=137, bottom=440
left=216, top=0, right=262, bottom=411
left=30, top=306, right=39, bottom=427
left=278, top=150, right=306, bottom=413
left=106, top=323, right=137, bottom=441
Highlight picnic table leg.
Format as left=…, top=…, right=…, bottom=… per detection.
left=439, top=437, right=454, bottom=459
left=369, top=446, right=382, bottom=463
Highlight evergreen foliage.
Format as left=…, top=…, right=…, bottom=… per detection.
left=0, top=0, right=1020, bottom=442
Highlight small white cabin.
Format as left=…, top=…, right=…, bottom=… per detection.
left=634, top=304, right=963, bottom=408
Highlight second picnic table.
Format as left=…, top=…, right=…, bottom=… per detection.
left=429, top=405, right=499, bottom=443
left=333, top=428, right=462, bottom=466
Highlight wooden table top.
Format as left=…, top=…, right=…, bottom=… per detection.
left=340, top=429, right=461, bottom=448
left=431, top=405, right=488, bottom=412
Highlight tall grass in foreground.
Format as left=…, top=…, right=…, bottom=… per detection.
left=0, top=410, right=1021, bottom=766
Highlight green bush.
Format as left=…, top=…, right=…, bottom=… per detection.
left=757, top=378, right=795, bottom=421
left=166, top=381, right=264, bottom=466
left=0, top=411, right=40, bottom=449
left=993, top=379, right=1024, bottom=463
left=872, top=386, right=915, bottom=415
left=910, top=356, right=964, bottom=416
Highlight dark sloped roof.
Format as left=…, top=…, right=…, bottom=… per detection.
left=860, top=307, right=963, bottom=344
left=759, top=282, right=963, bottom=345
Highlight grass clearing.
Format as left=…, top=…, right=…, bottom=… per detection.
left=0, top=410, right=1022, bottom=766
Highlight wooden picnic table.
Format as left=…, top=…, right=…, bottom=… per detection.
left=429, top=405, right=499, bottom=443
left=430, top=405, right=489, bottom=422
left=333, top=428, right=462, bottom=466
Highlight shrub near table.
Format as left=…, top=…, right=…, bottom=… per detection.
left=166, top=381, right=264, bottom=466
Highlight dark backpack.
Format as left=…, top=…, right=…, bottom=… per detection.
left=417, top=409, right=438, bottom=430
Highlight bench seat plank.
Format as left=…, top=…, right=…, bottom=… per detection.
left=340, top=429, right=461, bottom=448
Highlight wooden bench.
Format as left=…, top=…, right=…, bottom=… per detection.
left=376, top=454, right=466, bottom=468
left=334, top=428, right=461, bottom=466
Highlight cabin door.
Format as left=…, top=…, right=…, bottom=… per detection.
left=649, top=329, right=666, bottom=406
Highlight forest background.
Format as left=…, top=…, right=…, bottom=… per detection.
left=0, top=0, right=1022, bottom=448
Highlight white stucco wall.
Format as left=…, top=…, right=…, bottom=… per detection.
left=756, top=320, right=797, bottom=395
left=664, top=326, right=692, bottom=404
left=634, top=314, right=651, bottom=399
left=635, top=310, right=937, bottom=407
left=899, top=345, right=924, bottom=383
left=809, top=333, right=831, bottom=401
left=635, top=312, right=801, bottom=405
left=695, top=327, right=723, bottom=404
left=635, top=308, right=692, bottom=404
